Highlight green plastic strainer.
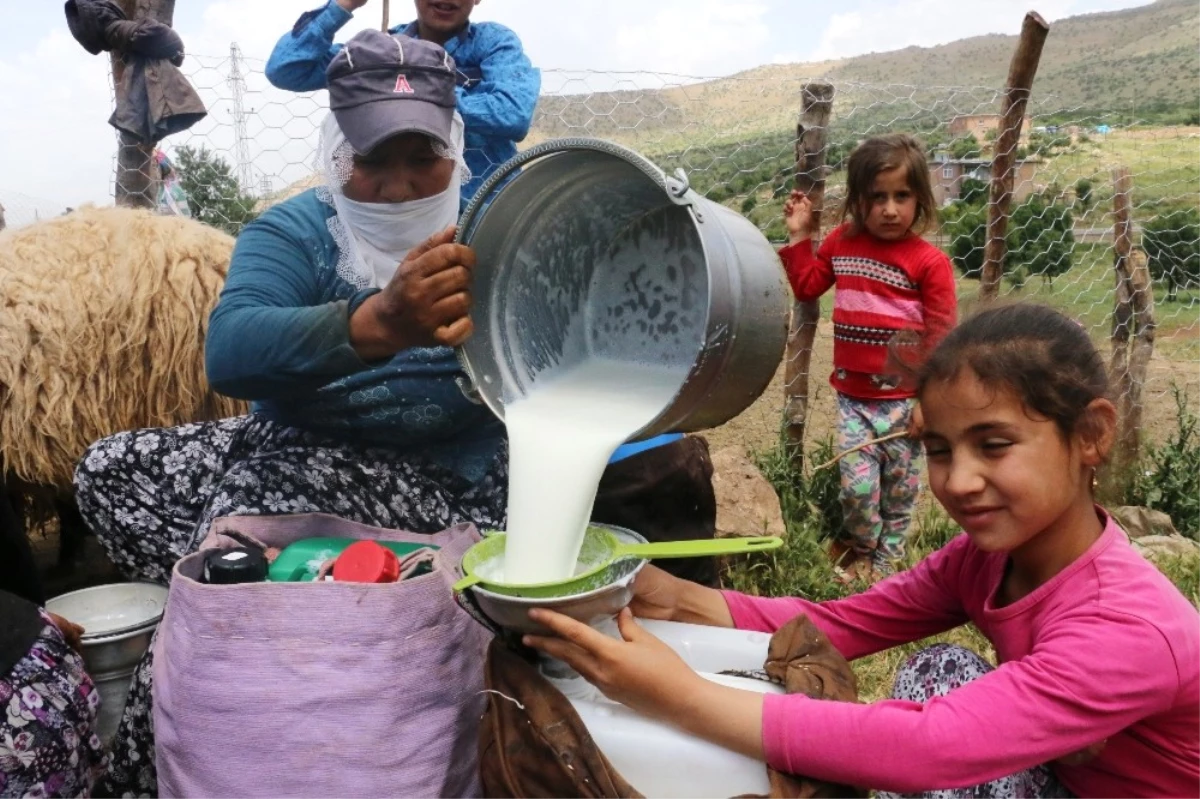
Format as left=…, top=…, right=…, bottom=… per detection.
left=453, top=526, right=782, bottom=599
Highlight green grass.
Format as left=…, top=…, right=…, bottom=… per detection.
left=965, top=241, right=1200, bottom=363
left=1034, top=131, right=1200, bottom=217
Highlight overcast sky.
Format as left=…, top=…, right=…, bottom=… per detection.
left=0, top=0, right=1151, bottom=223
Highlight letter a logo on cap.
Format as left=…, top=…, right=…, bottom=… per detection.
left=393, top=75, right=415, bottom=94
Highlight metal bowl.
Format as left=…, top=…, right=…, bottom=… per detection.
left=46, top=583, right=167, bottom=744
left=465, top=525, right=648, bottom=635
left=45, top=582, right=167, bottom=639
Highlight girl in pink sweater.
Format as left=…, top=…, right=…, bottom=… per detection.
left=526, top=304, right=1200, bottom=798
left=782, top=134, right=957, bottom=582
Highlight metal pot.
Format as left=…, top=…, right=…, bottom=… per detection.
left=455, top=138, right=790, bottom=435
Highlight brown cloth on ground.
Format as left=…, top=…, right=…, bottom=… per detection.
left=479, top=641, right=644, bottom=799
left=593, top=435, right=719, bottom=586
left=753, top=614, right=865, bottom=798
left=478, top=614, right=864, bottom=798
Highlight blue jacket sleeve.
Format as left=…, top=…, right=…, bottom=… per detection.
left=205, top=211, right=374, bottom=400
left=265, top=1, right=353, bottom=92
left=455, top=25, right=540, bottom=140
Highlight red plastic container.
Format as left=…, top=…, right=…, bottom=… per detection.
left=331, top=540, right=401, bottom=583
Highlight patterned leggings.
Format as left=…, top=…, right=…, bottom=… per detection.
left=878, top=644, right=1073, bottom=798
left=0, top=612, right=109, bottom=798
left=836, top=394, right=922, bottom=564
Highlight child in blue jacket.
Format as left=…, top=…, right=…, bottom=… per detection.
left=267, top=0, right=541, bottom=204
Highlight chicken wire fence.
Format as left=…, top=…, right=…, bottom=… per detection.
left=0, top=190, right=75, bottom=232
left=122, top=50, right=1200, bottom=458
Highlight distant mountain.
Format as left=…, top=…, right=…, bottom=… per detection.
left=529, top=0, right=1199, bottom=150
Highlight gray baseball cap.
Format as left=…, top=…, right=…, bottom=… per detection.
left=327, top=30, right=457, bottom=155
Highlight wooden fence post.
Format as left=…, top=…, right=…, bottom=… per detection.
left=111, top=0, right=175, bottom=208
left=979, top=11, right=1050, bottom=300
left=783, top=82, right=834, bottom=470
left=1110, top=166, right=1156, bottom=473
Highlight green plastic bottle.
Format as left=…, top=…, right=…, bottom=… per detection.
left=268, top=538, right=439, bottom=582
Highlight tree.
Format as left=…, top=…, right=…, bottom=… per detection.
left=942, top=196, right=1074, bottom=283
left=1009, top=195, right=1074, bottom=283
left=174, top=146, right=259, bottom=235
left=1142, top=207, right=1200, bottom=301
left=941, top=201, right=987, bottom=279
left=949, top=136, right=982, bottom=160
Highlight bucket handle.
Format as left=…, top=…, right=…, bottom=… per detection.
left=455, top=137, right=696, bottom=246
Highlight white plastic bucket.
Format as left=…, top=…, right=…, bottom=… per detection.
left=555, top=619, right=780, bottom=798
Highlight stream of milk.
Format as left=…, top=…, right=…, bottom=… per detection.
left=501, top=359, right=687, bottom=585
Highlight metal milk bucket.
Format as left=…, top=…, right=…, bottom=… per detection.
left=455, top=138, right=789, bottom=435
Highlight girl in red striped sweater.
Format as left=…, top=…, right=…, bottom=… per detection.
left=782, top=134, right=957, bottom=581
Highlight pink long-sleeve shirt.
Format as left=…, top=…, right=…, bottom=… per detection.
left=723, top=512, right=1200, bottom=797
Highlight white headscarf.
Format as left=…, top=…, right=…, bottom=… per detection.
left=316, top=110, right=469, bottom=289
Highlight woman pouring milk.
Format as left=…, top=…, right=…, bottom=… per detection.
left=72, top=28, right=715, bottom=795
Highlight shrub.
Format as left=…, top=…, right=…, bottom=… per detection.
left=1074, top=178, right=1094, bottom=210
left=1125, top=387, right=1200, bottom=541
left=940, top=196, right=1074, bottom=282
left=1009, top=195, right=1074, bottom=283
left=941, top=201, right=987, bottom=279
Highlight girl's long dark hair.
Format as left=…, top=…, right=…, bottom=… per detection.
left=840, top=133, right=938, bottom=236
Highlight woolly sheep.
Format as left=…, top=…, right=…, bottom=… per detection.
left=0, top=206, right=246, bottom=552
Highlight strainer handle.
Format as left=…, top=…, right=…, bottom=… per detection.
left=613, top=535, right=784, bottom=560
left=452, top=573, right=483, bottom=593
left=455, top=137, right=695, bottom=246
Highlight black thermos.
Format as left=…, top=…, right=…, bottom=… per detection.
left=201, top=547, right=268, bottom=584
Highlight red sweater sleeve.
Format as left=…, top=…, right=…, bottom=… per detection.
left=918, top=247, right=957, bottom=352
left=778, top=229, right=838, bottom=302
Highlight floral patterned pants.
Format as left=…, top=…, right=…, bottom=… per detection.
left=877, top=644, right=1074, bottom=799
left=835, top=394, right=922, bottom=566
left=0, top=612, right=108, bottom=798
left=73, top=415, right=508, bottom=797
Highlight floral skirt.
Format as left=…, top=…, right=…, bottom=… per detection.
left=1, top=612, right=108, bottom=798
left=73, top=414, right=507, bottom=796
left=878, top=643, right=1074, bottom=799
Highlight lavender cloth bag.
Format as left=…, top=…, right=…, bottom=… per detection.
left=152, top=514, right=493, bottom=798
